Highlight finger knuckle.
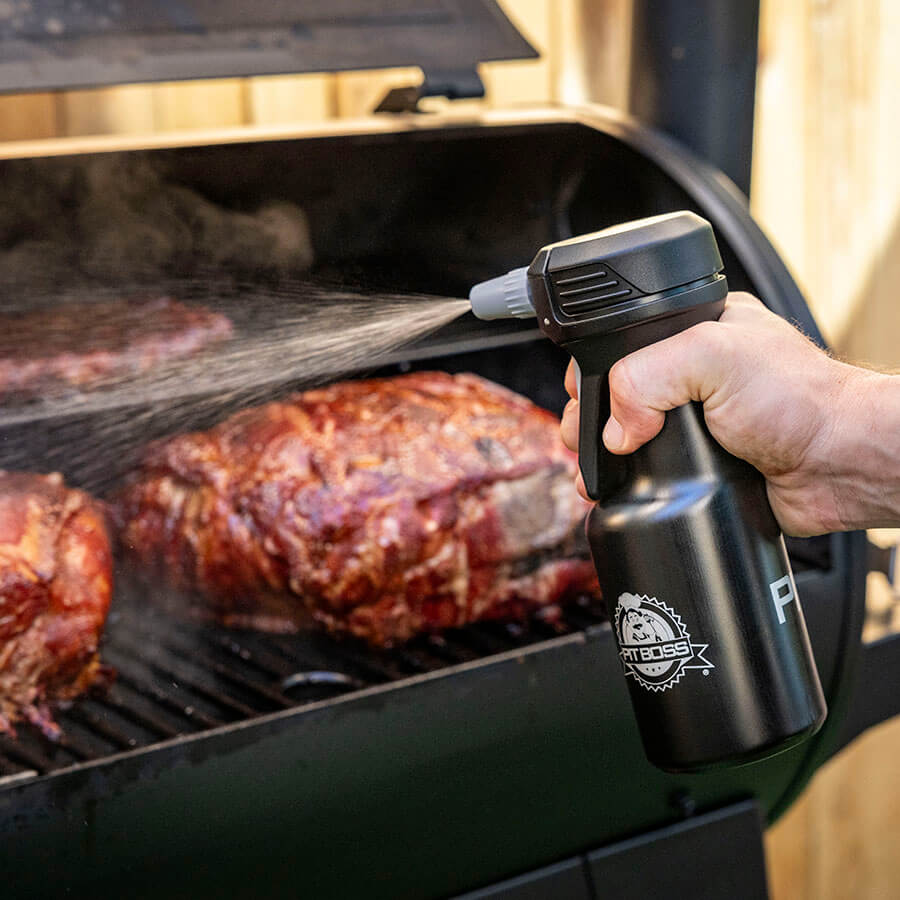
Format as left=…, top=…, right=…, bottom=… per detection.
left=609, top=356, right=639, bottom=400
left=728, top=291, right=762, bottom=308
left=691, top=319, right=728, bottom=355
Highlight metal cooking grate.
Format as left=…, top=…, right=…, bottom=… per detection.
left=0, top=587, right=607, bottom=781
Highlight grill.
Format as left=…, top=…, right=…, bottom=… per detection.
left=1, top=3, right=899, bottom=899
left=0, top=588, right=607, bottom=781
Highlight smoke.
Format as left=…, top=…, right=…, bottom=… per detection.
left=0, top=153, right=314, bottom=301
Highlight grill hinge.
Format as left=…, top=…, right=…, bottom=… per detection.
left=374, top=68, right=486, bottom=113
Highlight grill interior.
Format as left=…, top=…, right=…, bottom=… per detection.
left=0, top=583, right=607, bottom=781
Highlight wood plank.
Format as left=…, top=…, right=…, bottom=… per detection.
left=246, top=74, right=337, bottom=125
left=57, top=85, right=156, bottom=136
left=151, top=79, right=250, bottom=132
left=482, top=0, right=553, bottom=107
left=766, top=698, right=900, bottom=900
left=575, top=0, right=633, bottom=111
left=751, top=0, right=813, bottom=313
left=808, top=718, right=900, bottom=900
left=752, top=0, right=900, bottom=358
left=765, top=791, right=811, bottom=900
left=0, top=93, right=59, bottom=141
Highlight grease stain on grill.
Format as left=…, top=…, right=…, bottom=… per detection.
left=0, top=580, right=607, bottom=778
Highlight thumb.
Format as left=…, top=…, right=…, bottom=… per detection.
left=604, top=321, right=729, bottom=454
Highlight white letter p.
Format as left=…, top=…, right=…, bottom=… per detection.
left=770, top=575, right=795, bottom=625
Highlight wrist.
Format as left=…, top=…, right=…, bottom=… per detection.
left=823, top=365, right=900, bottom=530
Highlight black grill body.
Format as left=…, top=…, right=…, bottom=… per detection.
left=0, top=110, right=891, bottom=899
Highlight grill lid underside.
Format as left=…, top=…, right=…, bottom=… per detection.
left=0, top=0, right=537, bottom=94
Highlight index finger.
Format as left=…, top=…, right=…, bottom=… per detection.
left=564, top=359, right=578, bottom=400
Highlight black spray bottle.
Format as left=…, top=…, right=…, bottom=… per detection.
left=468, top=212, right=826, bottom=772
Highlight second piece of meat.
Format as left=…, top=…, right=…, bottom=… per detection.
left=0, top=471, right=113, bottom=736
left=116, top=372, right=598, bottom=646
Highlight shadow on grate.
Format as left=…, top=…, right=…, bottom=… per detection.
left=0, top=587, right=607, bottom=780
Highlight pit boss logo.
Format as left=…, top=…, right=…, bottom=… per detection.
left=614, top=593, right=714, bottom=692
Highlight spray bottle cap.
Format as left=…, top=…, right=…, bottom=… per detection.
left=468, top=266, right=534, bottom=320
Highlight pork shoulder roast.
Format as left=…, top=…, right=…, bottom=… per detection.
left=117, top=372, right=598, bottom=646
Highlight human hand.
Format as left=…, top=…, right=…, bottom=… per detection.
left=560, top=292, right=889, bottom=536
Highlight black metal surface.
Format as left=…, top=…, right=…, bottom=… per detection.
left=0, top=568, right=844, bottom=900
left=0, top=584, right=607, bottom=781
left=585, top=799, right=770, bottom=899
left=835, top=632, right=900, bottom=755
left=455, top=799, right=770, bottom=899
left=629, top=0, right=760, bottom=196
left=455, top=856, right=593, bottom=899
left=0, top=0, right=536, bottom=93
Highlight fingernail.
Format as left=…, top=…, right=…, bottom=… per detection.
left=603, top=417, right=625, bottom=451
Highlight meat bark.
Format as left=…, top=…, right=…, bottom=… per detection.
left=0, top=472, right=113, bottom=736
left=117, top=372, right=598, bottom=646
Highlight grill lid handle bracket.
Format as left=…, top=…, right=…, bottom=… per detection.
left=374, top=68, right=485, bottom=113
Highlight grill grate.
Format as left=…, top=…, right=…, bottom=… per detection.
left=0, top=586, right=607, bottom=781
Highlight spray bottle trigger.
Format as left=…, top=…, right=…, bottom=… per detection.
left=569, top=346, right=626, bottom=504
left=576, top=370, right=605, bottom=501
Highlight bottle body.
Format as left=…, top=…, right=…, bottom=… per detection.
left=588, top=403, right=826, bottom=772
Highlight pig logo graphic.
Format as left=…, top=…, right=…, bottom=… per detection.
left=614, top=593, right=714, bottom=692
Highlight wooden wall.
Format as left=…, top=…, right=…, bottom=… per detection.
left=0, top=1, right=898, bottom=897
left=752, top=0, right=900, bottom=366
left=753, top=1, right=900, bottom=897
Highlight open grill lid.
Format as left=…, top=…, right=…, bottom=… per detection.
left=0, top=0, right=536, bottom=94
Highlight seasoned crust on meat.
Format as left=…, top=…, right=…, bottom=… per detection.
left=0, top=472, right=113, bottom=736
left=117, top=372, right=598, bottom=646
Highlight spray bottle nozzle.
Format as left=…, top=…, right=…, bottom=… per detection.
left=469, top=212, right=727, bottom=332
left=468, top=266, right=534, bottom=320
